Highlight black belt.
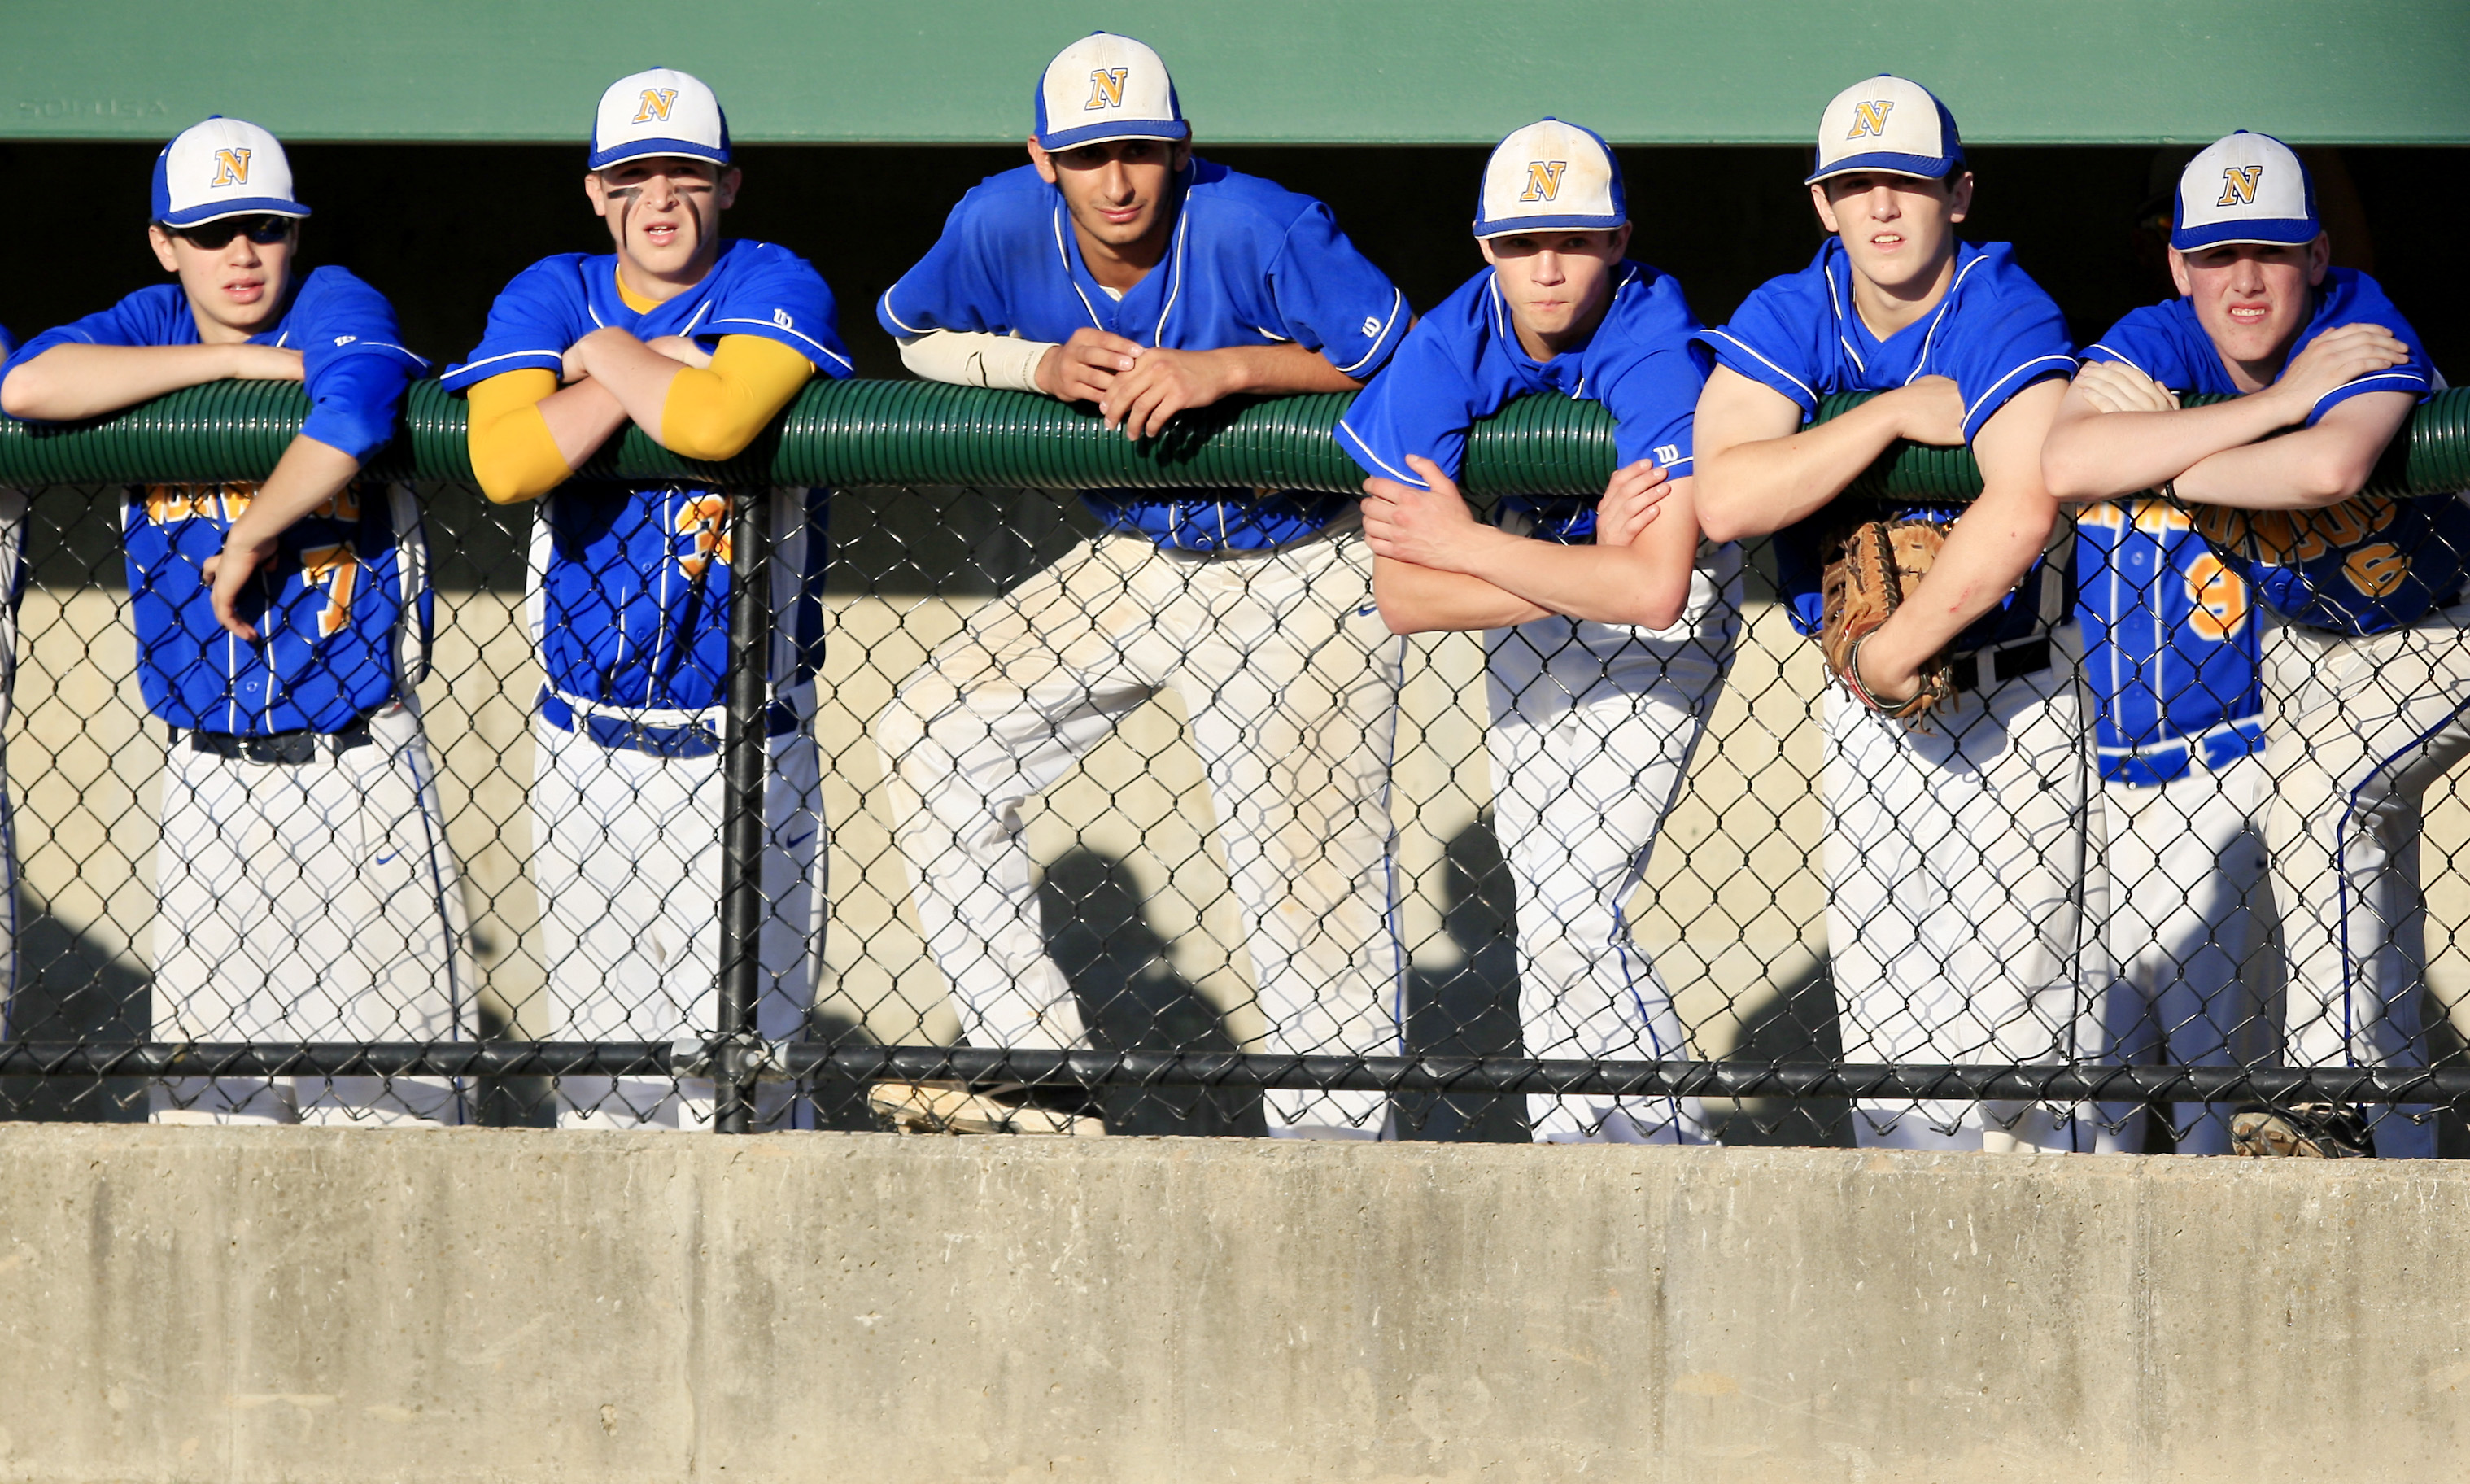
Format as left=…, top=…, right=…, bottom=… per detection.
left=1948, top=638, right=2051, bottom=695
left=181, top=714, right=376, bottom=765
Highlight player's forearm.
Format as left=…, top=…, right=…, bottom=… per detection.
left=1864, top=483, right=2057, bottom=671
left=658, top=336, right=816, bottom=462
left=1454, top=488, right=1700, bottom=631
left=2041, top=395, right=2299, bottom=502
left=468, top=369, right=615, bottom=503
left=2168, top=395, right=2415, bottom=510
left=900, top=330, right=1057, bottom=393
left=1372, top=553, right=1548, bottom=634
left=1203, top=341, right=1366, bottom=396
left=569, top=328, right=687, bottom=443
left=0, top=343, right=241, bottom=421
left=1694, top=398, right=1909, bottom=543
left=222, top=435, right=363, bottom=549
left=532, top=379, right=631, bottom=474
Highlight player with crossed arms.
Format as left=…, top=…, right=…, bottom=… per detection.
left=2, top=117, right=468, bottom=1124
left=1691, top=76, right=2101, bottom=1150
left=872, top=33, right=1411, bottom=1137
left=446, top=70, right=853, bottom=1129
left=2044, top=132, right=2467, bottom=1159
left=1337, top=120, right=1735, bottom=1142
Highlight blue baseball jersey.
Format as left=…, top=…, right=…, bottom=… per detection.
left=1338, top=261, right=1706, bottom=543
left=442, top=240, right=852, bottom=712
left=1696, top=239, right=2079, bottom=648
left=5, top=269, right=429, bottom=735
left=879, top=158, right=1409, bottom=551
left=2075, top=500, right=2264, bottom=786
left=2081, top=268, right=2467, bottom=635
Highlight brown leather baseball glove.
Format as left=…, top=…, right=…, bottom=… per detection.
left=1818, top=516, right=1955, bottom=727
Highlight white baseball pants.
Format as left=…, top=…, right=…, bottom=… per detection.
left=2093, top=757, right=2277, bottom=1154
left=531, top=696, right=827, bottom=1131
left=2259, top=600, right=2470, bottom=1160
left=879, top=524, right=1406, bottom=1138
left=1486, top=552, right=1739, bottom=1143
left=149, top=701, right=473, bottom=1126
left=1825, top=626, right=2108, bottom=1150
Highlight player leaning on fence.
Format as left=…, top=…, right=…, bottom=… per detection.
left=869, top=33, right=1412, bottom=1138
left=1336, top=120, right=1737, bottom=1145
left=443, top=69, right=854, bottom=1131
left=0, top=118, right=470, bottom=1126
left=2042, top=133, right=2469, bottom=1159
left=1690, top=76, right=2103, bottom=1152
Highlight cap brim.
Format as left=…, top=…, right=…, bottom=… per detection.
left=2169, top=218, right=2319, bottom=251
left=1036, top=118, right=1189, bottom=151
left=1805, top=150, right=1961, bottom=186
left=588, top=138, right=731, bottom=171
left=158, top=199, right=310, bottom=227
left=1472, top=212, right=1626, bottom=238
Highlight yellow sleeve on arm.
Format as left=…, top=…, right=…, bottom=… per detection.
left=466, top=370, right=572, bottom=504
left=657, top=336, right=817, bottom=462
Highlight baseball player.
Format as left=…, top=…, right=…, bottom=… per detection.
left=1691, top=76, right=2101, bottom=1151
left=443, top=69, right=852, bottom=1131
left=2075, top=497, right=2276, bottom=1155
left=0, top=116, right=469, bottom=1125
left=0, top=325, right=26, bottom=1027
left=2042, top=131, right=2466, bottom=1159
left=871, top=32, right=1411, bottom=1138
left=1335, top=120, right=1736, bottom=1143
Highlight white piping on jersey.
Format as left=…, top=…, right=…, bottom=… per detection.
left=1150, top=209, right=1189, bottom=344
left=709, top=316, right=857, bottom=372
left=878, top=288, right=930, bottom=338
left=2084, top=342, right=2161, bottom=382
left=2309, top=367, right=2429, bottom=420
left=1250, top=326, right=1294, bottom=343
left=1905, top=251, right=1991, bottom=386
left=587, top=300, right=606, bottom=330
left=1052, top=205, right=1110, bottom=330
left=1823, top=260, right=1865, bottom=373
left=1334, top=419, right=1427, bottom=487
left=1962, top=354, right=2076, bottom=430
left=346, top=341, right=425, bottom=364
left=1333, top=286, right=1407, bottom=378
left=273, top=330, right=291, bottom=349
left=1699, top=330, right=1818, bottom=407
left=447, top=347, right=565, bottom=380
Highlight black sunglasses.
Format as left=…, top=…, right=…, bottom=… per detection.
left=163, top=214, right=296, bottom=250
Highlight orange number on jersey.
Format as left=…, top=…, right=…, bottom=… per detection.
left=675, top=495, right=732, bottom=578
left=2344, top=543, right=2409, bottom=599
left=297, top=543, right=360, bottom=638
left=2184, top=552, right=2251, bottom=641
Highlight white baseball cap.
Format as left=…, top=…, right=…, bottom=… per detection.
left=590, top=68, right=731, bottom=172
left=2171, top=131, right=2319, bottom=251
left=1473, top=119, right=1626, bottom=239
left=151, top=117, right=308, bottom=228
left=1806, top=75, right=1966, bottom=186
left=1033, top=33, right=1189, bottom=151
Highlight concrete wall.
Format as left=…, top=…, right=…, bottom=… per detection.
left=3, top=1126, right=2469, bottom=1482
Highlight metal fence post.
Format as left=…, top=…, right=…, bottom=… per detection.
left=714, top=484, right=772, bottom=1134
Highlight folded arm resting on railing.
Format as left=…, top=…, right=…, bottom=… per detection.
left=0, top=378, right=2465, bottom=500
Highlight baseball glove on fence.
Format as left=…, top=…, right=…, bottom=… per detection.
left=1819, top=516, right=1956, bottom=727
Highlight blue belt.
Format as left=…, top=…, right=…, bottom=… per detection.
left=538, top=689, right=800, bottom=759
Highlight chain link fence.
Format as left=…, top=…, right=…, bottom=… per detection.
left=4, top=383, right=2470, bottom=1149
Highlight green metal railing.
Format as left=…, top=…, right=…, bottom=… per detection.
left=6, top=380, right=2465, bottom=499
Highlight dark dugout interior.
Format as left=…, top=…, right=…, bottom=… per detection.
left=2, top=142, right=2462, bottom=382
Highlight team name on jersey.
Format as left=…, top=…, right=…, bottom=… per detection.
left=2191, top=497, right=2412, bottom=599
left=142, top=482, right=360, bottom=526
